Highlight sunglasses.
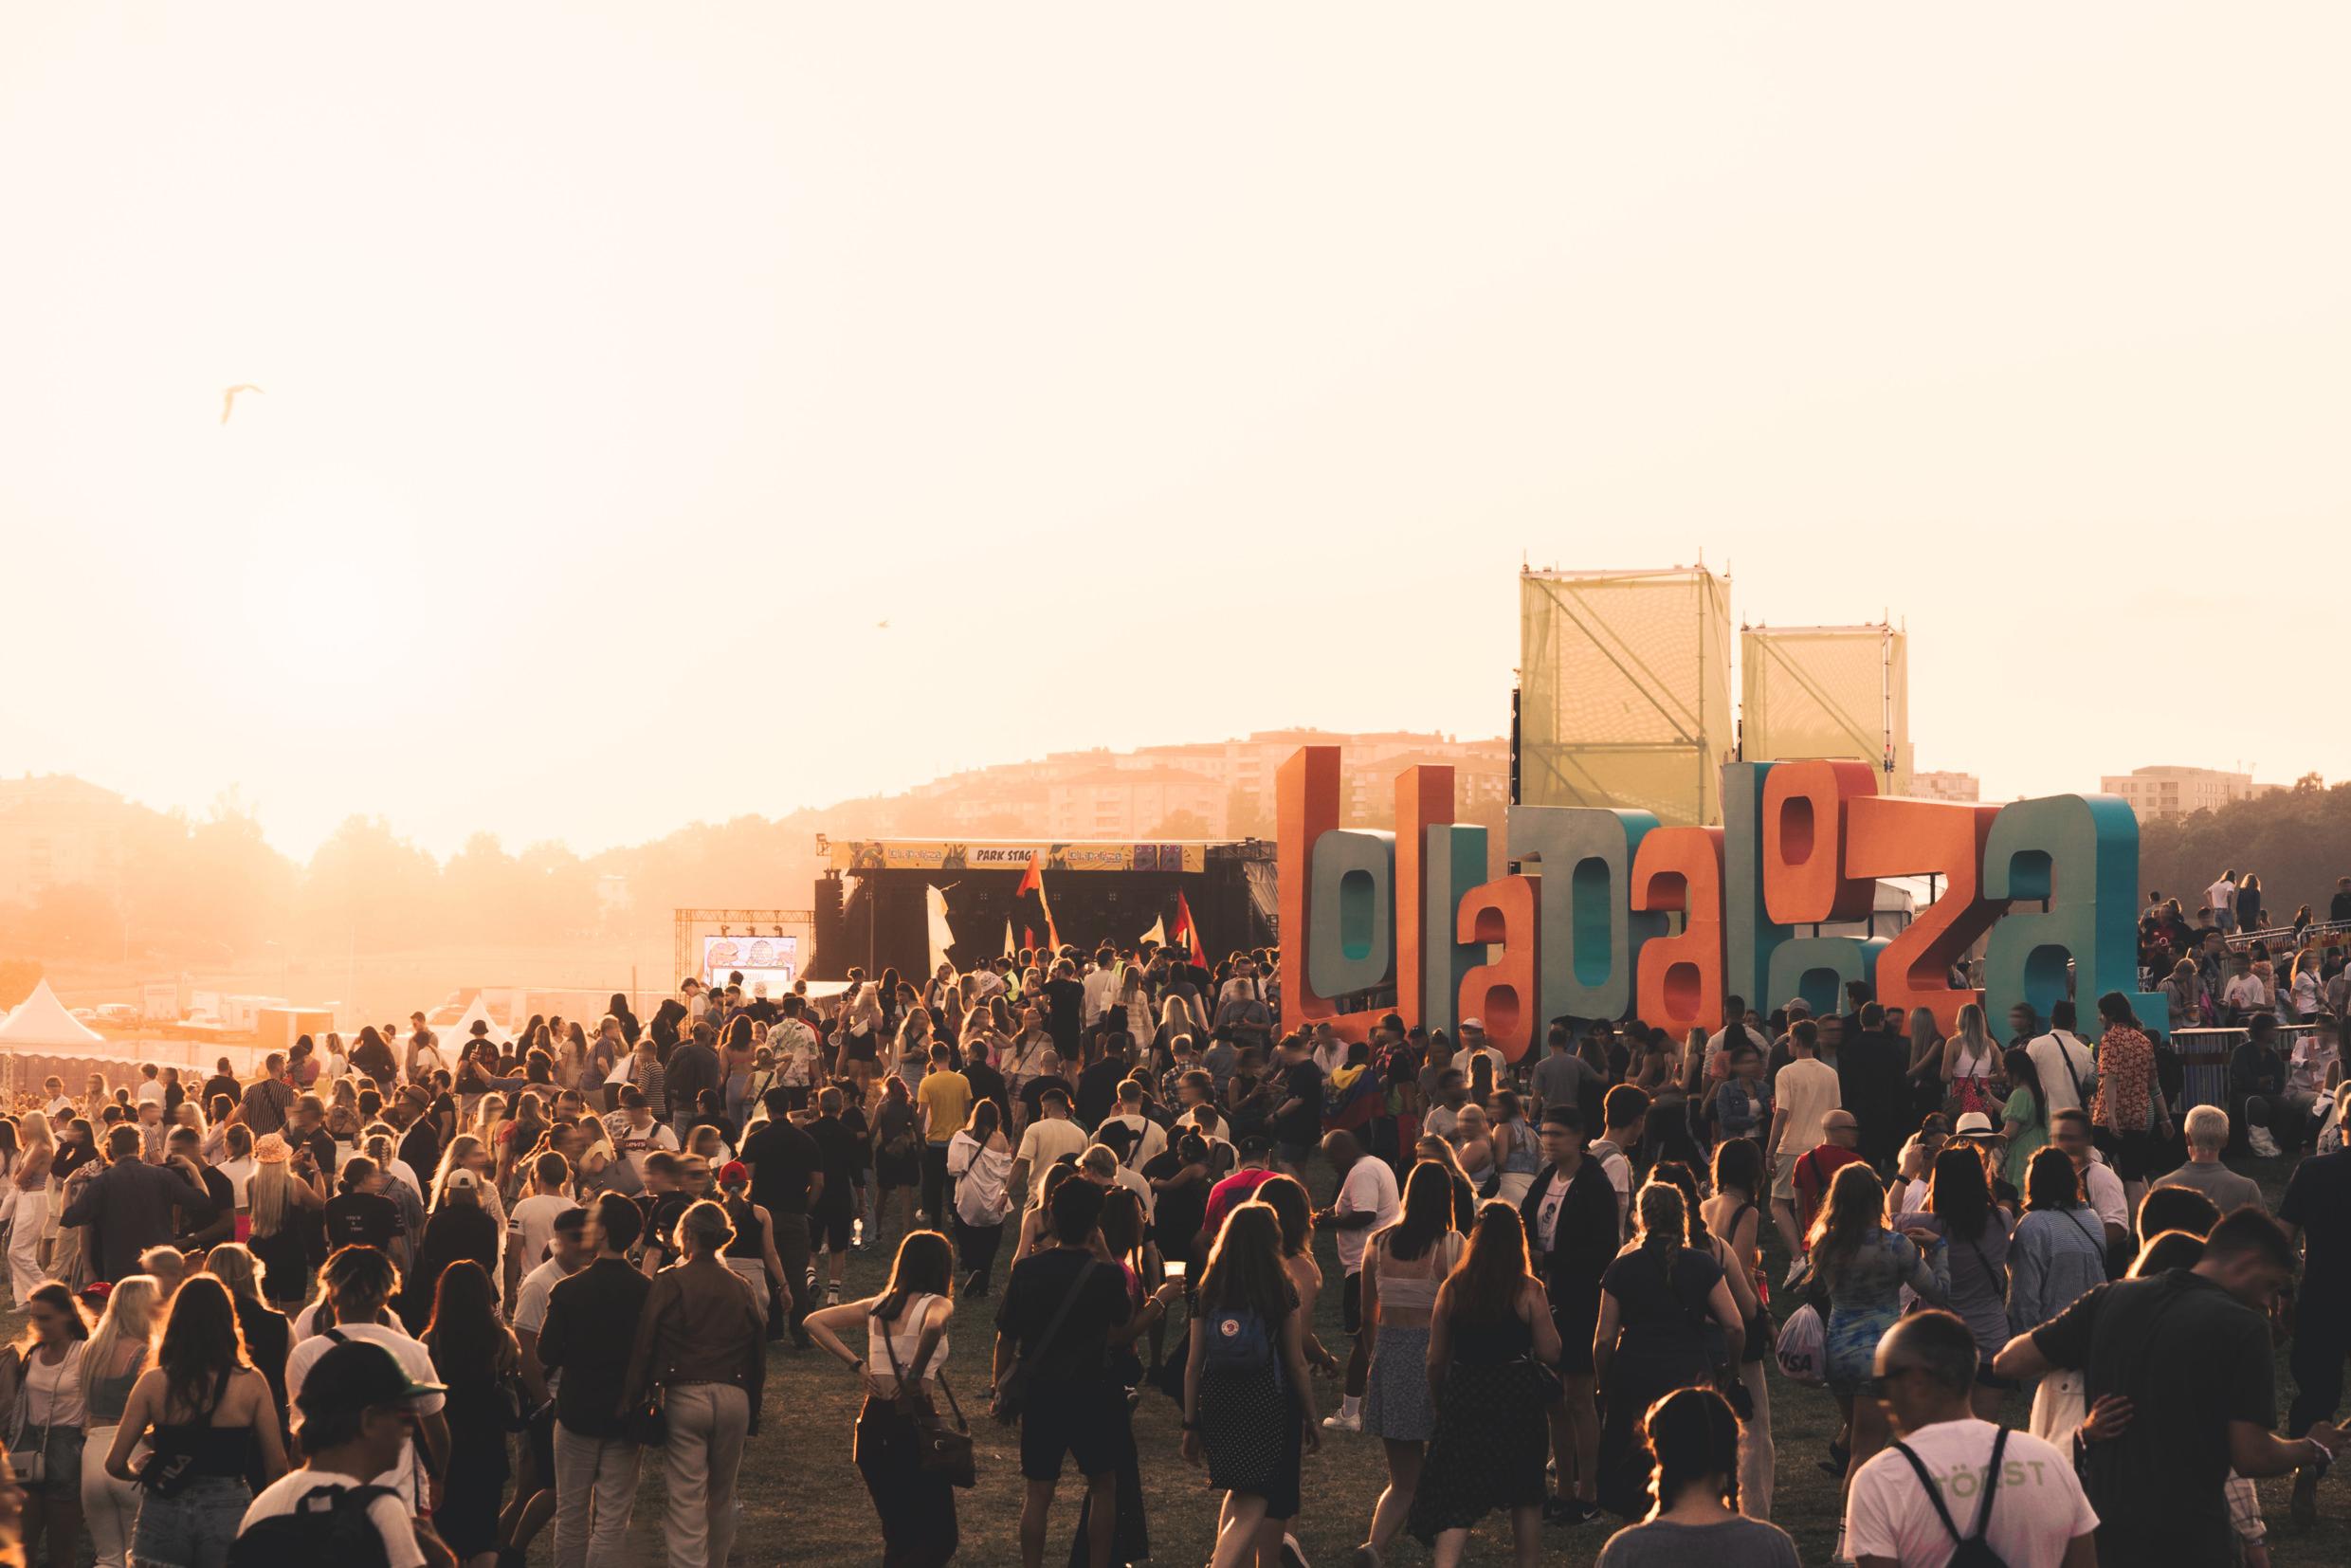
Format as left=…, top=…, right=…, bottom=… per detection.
left=1864, top=1366, right=1923, bottom=1399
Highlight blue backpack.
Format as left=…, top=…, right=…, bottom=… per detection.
left=1200, top=1308, right=1277, bottom=1380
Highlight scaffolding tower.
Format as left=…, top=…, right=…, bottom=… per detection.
left=1517, top=566, right=1733, bottom=827
left=1740, top=622, right=1911, bottom=795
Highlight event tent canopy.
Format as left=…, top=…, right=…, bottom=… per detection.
left=439, top=994, right=515, bottom=1048
left=0, top=979, right=107, bottom=1050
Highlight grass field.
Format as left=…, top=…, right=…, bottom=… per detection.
left=11, top=1157, right=2344, bottom=1567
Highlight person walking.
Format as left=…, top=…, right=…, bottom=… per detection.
left=1891, top=1146, right=2014, bottom=1420
left=946, top=1099, right=1014, bottom=1297
left=713, top=1161, right=787, bottom=1324
left=804, top=1231, right=962, bottom=1568
left=281, top=1246, right=448, bottom=1518
left=1592, top=1386, right=1798, bottom=1567
left=420, top=1260, right=519, bottom=1568
left=1183, top=1202, right=1318, bottom=1568
left=1351, top=1159, right=1464, bottom=1563
left=1594, top=1183, right=1744, bottom=1519
left=536, top=1194, right=650, bottom=1568
left=9, top=1281, right=92, bottom=1568
left=1408, top=1200, right=1561, bottom=1567
left=622, top=1199, right=765, bottom=1568
left=1699, top=1138, right=1776, bottom=1519
left=6, top=1112, right=56, bottom=1305
left=102, top=1275, right=289, bottom=1568
left=78, top=1272, right=161, bottom=1568
left=1518, top=1104, right=1615, bottom=1525
left=1802, top=1160, right=1949, bottom=1491
left=2003, top=1147, right=2110, bottom=1446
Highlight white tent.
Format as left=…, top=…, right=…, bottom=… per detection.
left=439, top=994, right=515, bottom=1049
left=0, top=980, right=107, bottom=1050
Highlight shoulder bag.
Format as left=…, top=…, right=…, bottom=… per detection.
left=882, top=1301, right=975, bottom=1488
left=991, top=1259, right=1099, bottom=1426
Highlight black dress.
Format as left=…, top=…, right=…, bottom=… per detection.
left=1409, top=1305, right=1549, bottom=1541
left=431, top=1345, right=512, bottom=1558
left=1196, top=1305, right=1302, bottom=1519
left=1595, top=1245, right=1723, bottom=1518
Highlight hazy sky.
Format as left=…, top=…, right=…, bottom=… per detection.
left=6, top=5, right=2346, bottom=862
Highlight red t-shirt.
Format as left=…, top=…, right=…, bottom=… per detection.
left=1201, top=1167, right=1278, bottom=1248
left=1792, top=1142, right=1868, bottom=1240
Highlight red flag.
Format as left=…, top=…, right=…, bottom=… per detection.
left=1175, top=890, right=1208, bottom=970
left=1015, top=851, right=1060, bottom=955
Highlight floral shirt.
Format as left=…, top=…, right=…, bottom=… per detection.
left=2089, top=1025, right=2162, bottom=1134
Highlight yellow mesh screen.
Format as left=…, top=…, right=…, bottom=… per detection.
left=1519, top=568, right=1732, bottom=826
left=1740, top=625, right=1910, bottom=796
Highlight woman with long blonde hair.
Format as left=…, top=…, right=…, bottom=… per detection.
left=245, top=1134, right=324, bottom=1309
left=79, top=1273, right=162, bottom=1568
left=9, top=1109, right=55, bottom=1304
left=1941, top=1001, right=2004, bottom=1119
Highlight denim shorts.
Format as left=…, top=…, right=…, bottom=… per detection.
left=132, top=1475, right=252, bottom=1568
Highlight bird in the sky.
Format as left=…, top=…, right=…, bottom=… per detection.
left=220, top=385, right=264, bottom=424
left=876, top=619, right=890, bottom=630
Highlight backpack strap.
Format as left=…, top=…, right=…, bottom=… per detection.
left=1891, top=1440, right=1971, bottom=1546
left=1972, top=1425, right=2009, bottom=1541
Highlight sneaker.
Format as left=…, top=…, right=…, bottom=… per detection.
left=1543, top=1496, right=1601, bottom=1526
left=1279, top=1533, right=1310, bottom=1568
left=1321, top=1410, right=1361, bottom=1433
left=2251, top=1128, right=2283, bottom=1158
left=826, top=1284, right=841, bottom=1305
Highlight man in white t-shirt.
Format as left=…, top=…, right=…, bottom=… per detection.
left=603, top=1089, right=678, bottom=1180
left=1458, top=1019, right=1509, bottom=1088
left=2026, top=1001, right=2098, bottom=1118
left=504, top=1149, right=577, bottom=1304
left=1010, top=1087, right=1088, bottom=1206
left=1844, top=1311, right=2097, bottom=1568
left=1314, top=1129, right=1400, bottom=1433
left=1766, top=1019, right=1843, bottom=1278
left=2050, top=1110, right=2128, bottom=1250
left=2208, top=871, right=2239, bottom=934
left=238, top=1338, right=448, bottom=1568
left=282, top=1248, right=448, bottom=1512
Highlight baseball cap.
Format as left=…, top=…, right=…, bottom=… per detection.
left=297, top=1340, right=444, bottom=1420
left=446, top=1168, right=483, bottom=1193
left=719, top=1160, right=749, bottom=1186
left=1459, top=1017, right=1485, bottom=1031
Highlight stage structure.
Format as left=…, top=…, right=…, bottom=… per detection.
left=811, top=838, right=1277, bottom=981
left=1517, top=566, right=1733, bottom=827
left=673, top=909, right=813, bottom=994
left=1740, top=622, right=1911, bottom=796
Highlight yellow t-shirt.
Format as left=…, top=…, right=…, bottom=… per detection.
left=918, top=1070, right=973, bottom=1145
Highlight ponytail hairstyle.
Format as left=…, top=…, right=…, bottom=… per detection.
left=1639, top=1385, right=1743, bottom=1514
left=1648, top=1160, right=1706, bottom=1249
left=1634, top=1180, right=1686, bottom=1290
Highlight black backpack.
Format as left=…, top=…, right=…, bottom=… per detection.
left=1890, top=1425, right=2010, bottom=1568
left=227, top=1482, right=400, bottom=1568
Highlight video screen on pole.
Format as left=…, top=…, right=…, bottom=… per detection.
left=702, top=933, right=798, bottom=992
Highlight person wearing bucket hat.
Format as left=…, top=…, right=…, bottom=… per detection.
left=237, top=1338, right=450, bottom=1566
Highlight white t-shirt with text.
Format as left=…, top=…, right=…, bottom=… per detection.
left=1844, top=1417, right=2096, bottom=1568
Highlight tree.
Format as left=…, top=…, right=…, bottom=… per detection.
left=1154, top=809, right=1215, bottom=840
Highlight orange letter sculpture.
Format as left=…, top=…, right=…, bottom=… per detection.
left=1761, top=760, right=1879, bottom=924
left=1629, top=826, right=1726, bottom=1037
left=1844, top=796, right=2008, bottom=1034
left=1456, top=876, right=1539, bottom=1063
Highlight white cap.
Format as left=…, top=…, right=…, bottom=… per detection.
left=1460, top=1017, right=1485, bottom=1031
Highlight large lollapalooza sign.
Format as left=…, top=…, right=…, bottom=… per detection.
left=1276, top=746, right=2162, bottom=1060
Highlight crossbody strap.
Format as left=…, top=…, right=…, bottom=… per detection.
left=1974, top=1424, right=2009, bottom=1539
left=1020, top=1259, right=1099, bottom=1379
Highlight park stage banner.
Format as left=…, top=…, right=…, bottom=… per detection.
left=829, top=839, right=1207, bottom=875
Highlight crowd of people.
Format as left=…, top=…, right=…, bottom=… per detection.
left=0, top=903, right=2342, bottom=1566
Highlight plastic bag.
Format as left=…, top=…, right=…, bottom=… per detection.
left=1775, top=1302, right=1826, bottom=1387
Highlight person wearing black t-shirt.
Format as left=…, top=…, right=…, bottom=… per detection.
left=1043, top=960, right=1086, bottom=1058
left=1270, top=1034, right=1324, bottom=1170
left=202, top=1060, right=243, bottom=1111
left=321, top=1156, right=403, bottom=1253
left=992, top=1177, right=1176, bottom=1568
left=1996, top=1207, right=2344, bottom=1563
left=167, top=1126, right=237, bottom=1249
left=1140, top=1131, right=1212, bottom=1275
left=1075, top=1045, right=1127, bottom=1132
left=394, top=1095, right=441, bottom=1187
left=740, top=1087, right=821, bottom=1344
left=963, top=1044, right=1011, bottom=1131
left=806, top=1088, right=864, bottom=1304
